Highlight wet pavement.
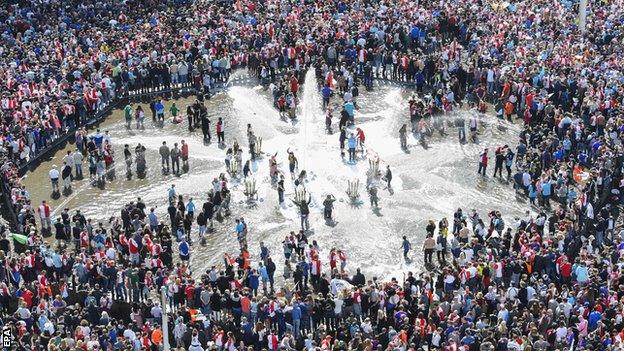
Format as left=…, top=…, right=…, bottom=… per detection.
left=24, top=70, right=529, bottom=280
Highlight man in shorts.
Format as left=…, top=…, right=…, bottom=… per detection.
left=49, top=165, right=60, bottom=192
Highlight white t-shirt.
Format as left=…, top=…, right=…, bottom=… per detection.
left=468, top=266, right=477, bottom=278
left=463, top=249, right=474, bottom=262
left=526, top=286, right=536, bottom=301
left=469, top=117, right=477, bottom=129
left=522, top=172, right=531, bottom=187
left=106, top=247, right=116, bottom=260
left=333, top=298, right=343, bottom=314
left=49, top=169, right=60, bottom=180
left=556, top=326, right=568, bottom=341
left=123, top=329, right=137, bottom=341
left=507, top=287, right=518, bottom=300
left=151, top=305, right=162, bottom=318
left=431, top=332, right=442, bottom=346
left=73, top=152, right=83, bottom=165
left=16, top=307, right=31, bottom=319
left=494, top=262, right=503, bottom=278
left=63, top=154, right=74, bottom=167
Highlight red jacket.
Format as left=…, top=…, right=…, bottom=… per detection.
left=480, top=152, right=488, bottom=165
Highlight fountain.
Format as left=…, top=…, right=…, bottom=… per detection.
left=295, top=185, right=308, bottom=204
left=346, top=178, right=360, bottom=200
left=255, top=137, right=263, bottom=157
left=366, top=153, right=381, bottom=184
left=298, top=69, right=321, bottom=169
left=230, top=157, right=240, bottom=176
left=243, top=178, right=257, bottom=201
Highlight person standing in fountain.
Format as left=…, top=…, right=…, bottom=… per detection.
left=124, top=103, right=133, bottom=129
left=186, top=104, right=194, bottom=131
left=149, top=98, right=157, bottom=122
left=171, top=142, right=181, bottom=176
left=155, top=98, right=165, bottom=125
left=347, top=133, right=357, bottom=162
left=96, top=155, right=106, bottom=186
left=493, top=147, right=505, bottom=178
left=243, top=160, right=251, bottom=178
left=269, top=153, right=278, bottom=184
left=135, top=105, right=145, bottom=129
left=287, top=149, right=298, bottom=180
left=294, top=170, right=307, bottom=188
left=61, top=162, right=72, bottom=192
left=401, top=236, right=411, bottom=260
left=73, top=148, right=84, bottom=179
left=277, top=175, right=285, bottom=204
left=247, top=125, right=257, bottom=160
left=88, top=153, right=97, bottom=182
left=292, top=194, right=312, bottom=231
left=456, top=115, right=466, bottom=143
left=385, top=165, right=393, bottom=189
left=170, top=103, right=180, bottom=124
left=339, top=127, right=347, bottom=158
left=49, top=165, right=60, bottom=193
left=135, top=143, right=147, bottom=176
left=399, top=124, right=407, bottom=149
left=323, top=194, right=336, bottom=222
left=124, top=144, right=133, bottom=176
left=368, top=184, right=379, bottom=208
left=201, top=114, right=211, bottom=143
left=216, top=117, right=225, bottom=145
left=181, top=140, right=189, bottom=172
left=159, top=141, right=170, bottom=173
left=478, top=148, right=488, bottom=176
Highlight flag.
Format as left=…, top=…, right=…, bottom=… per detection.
left=10, top=233, right=27, bottom=245
left=330, top=278, right=353, bottom=295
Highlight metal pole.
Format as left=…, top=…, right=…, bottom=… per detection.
left=579, top=0, right=587, bottom=33
left=161, top=286, right=170, bottom=350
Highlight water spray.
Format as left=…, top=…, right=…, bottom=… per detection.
left=256, top=137, right=263, bottom=156
left=295, top=186, right=308, bottom=204
left=367, top=156, right=381, bottom=180
left=243, top=178, right=257, bottom=201
left=230, top=158, right=240, bottom=175
left=346, top=178, right=360, bottom=200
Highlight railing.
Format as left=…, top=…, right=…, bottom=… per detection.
left=0, top=82, right=224, bottom=232
left=16, top=85, right=200, bottom=176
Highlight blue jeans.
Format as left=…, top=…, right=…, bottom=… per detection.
left=300, top=214, right=309, bottom=230
left=115, top=283, right=126, bottom=301
left=596, top=231, right=604, bottom=246
left=293, top=319, right=301, bottom=337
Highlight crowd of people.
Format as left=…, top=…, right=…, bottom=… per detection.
left=0, top=0, right=623, bottom=350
